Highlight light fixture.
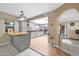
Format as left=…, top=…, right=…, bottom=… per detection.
left=10, top=22, right=14, bottom=25
left=18, top=17, right=25, bottom=21
left=18, top=11, right=30, bottom=32
left=18, top=11, right=27, bottom=21
left=70, top=22, right=75, bottom=26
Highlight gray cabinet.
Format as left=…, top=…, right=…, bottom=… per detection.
left=12, top=34, right=31, bottom=51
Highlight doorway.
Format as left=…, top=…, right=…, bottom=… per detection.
left=29, top=16, right=68, bottom=56
left=29, top=17, right=48, bottom=39
left=29, top=17, right=49, bottom=55
left=60, top=24, right=67, bottom=39
left=58, top=9, right=79, bottom=55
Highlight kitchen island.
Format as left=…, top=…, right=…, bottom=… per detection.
left=8, top=32, right=31, bottom=51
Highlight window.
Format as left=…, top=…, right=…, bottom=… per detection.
left=5, top=22, right=15, bottom=32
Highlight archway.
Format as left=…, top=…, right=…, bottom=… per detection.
left=48, top=3, right=79, bottom=47
left=59, top=8, right=79, bottom=46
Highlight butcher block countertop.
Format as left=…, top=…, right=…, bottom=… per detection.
left=8, top=32, right=29, bottom=36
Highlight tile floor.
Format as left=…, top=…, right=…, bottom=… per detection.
left=0, top=43, right=42, bottom=56
left=0, top=43, right=19, bottom=56
left=17, top=48, right=42, bottom=56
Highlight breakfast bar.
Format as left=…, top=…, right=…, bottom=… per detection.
left=8, top=32, right=31, bottom=51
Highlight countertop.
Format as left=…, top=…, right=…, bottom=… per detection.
left=27, top=29, right=48, bottom=32
left=8, top=32, right=29, bottom=36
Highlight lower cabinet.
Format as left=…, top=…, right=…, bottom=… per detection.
left=12, top=34, right=31, bottom=51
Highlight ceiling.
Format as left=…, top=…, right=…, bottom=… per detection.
left=59, top=9, right=79, bottom=23
left=0, top=3, right=63, bottom=18
left=0, top=4, right=79, bottom=23
left=31, top=17, right=48, bottom=24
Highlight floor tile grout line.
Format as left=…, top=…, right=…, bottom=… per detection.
left=29, top=47, right=45, bottom=56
